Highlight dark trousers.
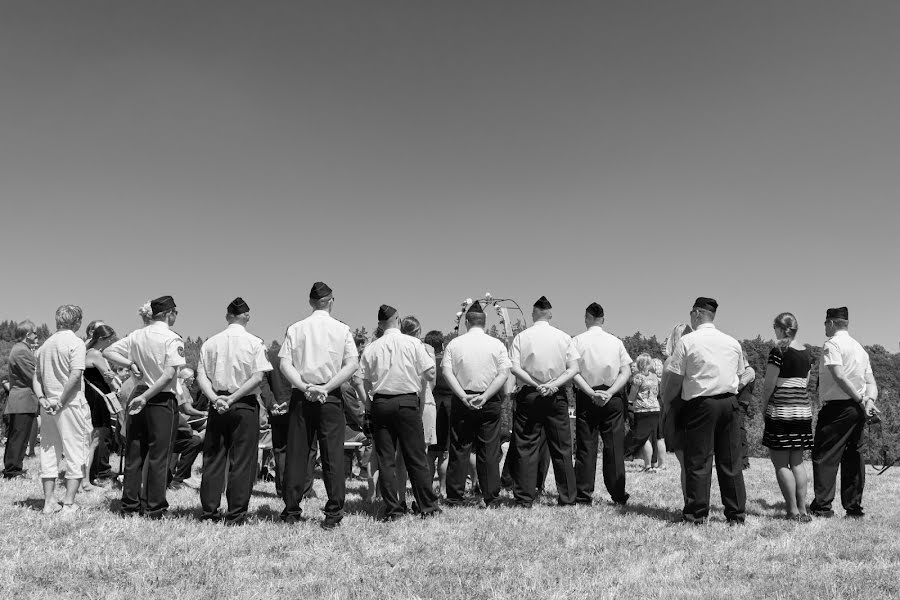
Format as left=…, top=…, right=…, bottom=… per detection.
left=282, top=390, right=345, bottom=521
left=121, top=393, right=176, bottom=518
left=371, top=393, right=440, bottom=519
left=511, top=387, right=576, bottom=506
left=169, top=423, right=203, bottom=484
left=502, top=437, right=550, bottom=490
left=200, top=395, right=260, bottom=523
left=810, top=400, right=866, bottom=515
left=3, top=413, right=36, bottom=478
left=90, top=425, right=113, bottom=480
left=446, top=394, right=502, bottom=506
left=681, top=394, right=746, bottom=523
left=574, top=387, right=628, bottom=505
left=737, top=380, right=754, bottom=468
left=271, top=414, right=315, bottom=500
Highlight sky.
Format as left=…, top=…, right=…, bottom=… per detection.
left=2, top=1, right=898, bottom=349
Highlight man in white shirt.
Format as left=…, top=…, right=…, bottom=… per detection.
left=278, top=282, right=358, bottom=529
left=33, top=305, right=90, bottom=515
left=572, top=302, right=633, bottom=506
left=809, top=307, right=879, bottom=518
left=509, top=296, right=580, bottom=508
left=105, top=295, right=186, bottom=519
left=360, top=304, right=441, bottom=521
left=663, top=297, right=747, bottom=524
left=197, top=297, right=272, bottom=525
left=441, top=301, right=512, bottom=507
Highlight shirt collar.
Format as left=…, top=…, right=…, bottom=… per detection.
left=466, top=326, right=486, bottom=335
left=149, top=321, right=170, bottom=332
left=588, top=325, right=604, bottom=332
left=312, top=310, right=330, bottom=317
left=383, top=328, right=401, bottom=337
left=533, top=321, right=550, bottom=328
left=226, top=323, right=246, bottom=331
left=832, top=330, right=849, bottom=337
left=696, top=323, right=716, bottom=331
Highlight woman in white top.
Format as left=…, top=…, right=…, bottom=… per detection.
left=627, top=353, right=661, bottom=472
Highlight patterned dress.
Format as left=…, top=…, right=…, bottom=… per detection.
left=762, top=346, right=814, bottom=449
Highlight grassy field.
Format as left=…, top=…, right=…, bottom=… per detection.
left=0, top=454, right=898, bottom=600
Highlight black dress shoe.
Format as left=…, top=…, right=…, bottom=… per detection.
left=321, top=518, right=342, bottom=530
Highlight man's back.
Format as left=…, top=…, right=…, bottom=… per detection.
left=573, top=327, right=631, bottom=387
left=672, top=324, right=743, bottom=399
left=511, top=321, right=578, bottom=383
left=279, top=311, right=355, bottom=384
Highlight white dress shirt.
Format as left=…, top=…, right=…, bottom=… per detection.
left=510, top=321, right=580, bottom=384
left=360, top=329, right=435, bottom=395
left=442, top=327, right=512, bottom=393
left=123, top=321, right=187, bottom=394
left=665, top=323, right=746, bottom=400
left=278, top=310, right=357, bottom=386
left=818, top=330, right=873, bottom=402
left=572, top=326, right=632, bottom=387
left=199, top=323, right=273, bottom=394
left=117, top=321, right=186, bottom=395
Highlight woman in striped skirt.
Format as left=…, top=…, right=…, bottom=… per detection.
left=761, top=312, right=814, bottom=522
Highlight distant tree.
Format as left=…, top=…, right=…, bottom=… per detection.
left=621, top=332, right=664, bottom=360
left=36, top=324, right=51, bottom=341
left=353, top=326, right=369, bottom=341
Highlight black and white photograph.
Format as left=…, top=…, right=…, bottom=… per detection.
left=1, top=2, right=898, bottom=598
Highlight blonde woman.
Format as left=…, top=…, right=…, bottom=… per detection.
left=627, top=353, right=661, bottom=472
left=650, top=358, right=666, bottom=470
left=761, top=312, right=813, bottom=521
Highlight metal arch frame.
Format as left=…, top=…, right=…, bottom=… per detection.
left=452, top=295, right=529, bottom=346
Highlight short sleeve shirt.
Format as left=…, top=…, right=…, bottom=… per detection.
left=35, top=330, right=86, bottom=403
left=126, top=321, right=186, bottom=394
left=572, top=326, right=632, bottom=387
left=818, top=331, right=872, bottom=401
left=199, top=324, right=272, bottom=394
left=510, top=321, right=580, bottom=384
left=666, top=323, right=746, bottom=400
left=442, top=327, right=512, bottom=393
left=360, top=329, right=435, bottom=395
left=277, top=311, right=357, bottom=387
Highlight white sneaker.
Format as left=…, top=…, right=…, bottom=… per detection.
left=42, top=503, right=62, bottom=515
left=60, top=503, right=80, bottom=516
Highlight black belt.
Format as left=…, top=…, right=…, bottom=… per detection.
left=373, top=392, right=418, bottom=400
left=689, top=392, right=735, bottom=401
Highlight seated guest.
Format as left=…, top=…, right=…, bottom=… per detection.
left=34, top=305, right=90, bottom=514
left=761, top=312, right=813, bottom=521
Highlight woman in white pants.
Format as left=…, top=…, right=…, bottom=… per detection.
left=33, top=305, right=91, bottom=515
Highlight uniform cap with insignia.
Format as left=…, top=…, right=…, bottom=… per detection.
left=826, top=306, right=849, bottom=320
left=377, top=304, right=397, bottom=321
left=586, top=302, right=604, bottom=318
left=309, top=281, right=333, bottom=300
left=150, top=295, right=176, bottom=315
left=227, top=297, right=250, bottom=315
left=467, top=301, right=484, bottom=314
left=533, top=296, right=552, bottom=310
left=693, top=297, right=718, bottom=313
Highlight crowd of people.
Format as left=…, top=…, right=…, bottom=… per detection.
left=1, top=287, right=881, bottom=527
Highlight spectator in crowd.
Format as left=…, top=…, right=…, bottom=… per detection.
left=650, top=358, right=666, bottom=470
left=660, top=323, right=692, bottom=502
left=3, top=321, right=40, bottom=479
left=82, top=324, right=120, bottom=489
left=761, top=312, right=814, bottom=521
left=424, top=329, right=453, bottom=497
left=627, top=354, right=661, bottom=473
left=33, top=305, right=90, bottom=514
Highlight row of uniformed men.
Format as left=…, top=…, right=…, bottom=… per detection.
left=101, top=288, right=878, bottom=526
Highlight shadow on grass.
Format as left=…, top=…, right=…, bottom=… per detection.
left=13, top=498, right=45, bottom=511
left=619, top=500, right=683, bottom=522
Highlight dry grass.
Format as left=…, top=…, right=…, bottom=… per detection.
left=0, top=454, right=898, bottom=600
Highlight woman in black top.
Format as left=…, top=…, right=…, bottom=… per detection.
left=83, top=325, right=120, bottom=490
left=761, top=312, right=813, bottom=522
